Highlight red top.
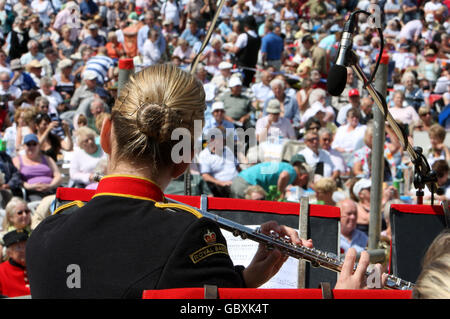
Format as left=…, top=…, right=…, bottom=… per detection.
left=0, top=260, right=30, bottom=297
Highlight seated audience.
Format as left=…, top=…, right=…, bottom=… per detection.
left=12, top=134, right=62, bottom=201
left=0, top=230, right=30, bottom=297
left=338, top=199, right=368, bottom=254
left=69, top=127, right=107, bottom=188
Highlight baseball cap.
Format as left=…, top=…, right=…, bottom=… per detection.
left=23, top=133, right=39, bottom=145
left=58, top=59, right=73, bottom=69
left=353, top=178, right=371, bottom=198
left=228, top=76, right=242, bottom=88
left=266, top=99, right=281, bottom=114
left=349, top=89, right=360, bottom=97
left=218, top=61, right=232, bottom=70
left=82, top=70, right=98, bottom=80
left=211, top=101, right=225, bottom=112
left=290, top=154, right=306, bottom=165
left=10, top=59, right=23, bottom=71
left=309, top=101, right=326, bottom=116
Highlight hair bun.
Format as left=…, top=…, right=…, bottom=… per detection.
left=136, top=103, right=179, bottom=143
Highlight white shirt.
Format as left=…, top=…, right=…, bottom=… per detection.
left=161, top=1, right=181, bottom=26
left=388, top=106, right=419, bottom=125
left=69, top=145, right=107, bottom=185
left=235, top=30, right=257, bottom=50
left=38, top=89, right=62, bottom=114
left=332, top=124, right=367, bottom=153
left=328, top=148, right=348, bottom=174
left=251, top=81, right=272, bottom=102
left=31, top=0, right=53, bottom=26
left=398, top=20, right=423, bottom=41
left=245, top=1, right=264, bottom=16
left=255, top=115, right=296, bottom=140
left=392, top=52, right=416, bottom=71
left=336, top=104, right=353, bottom=126
left=424, top=1, right=444, bottom=13
left=198, top=146, right=238, bottom=182
left=142, top=39, right=162, bottom=66
left=298, top=147, right=335, bottom=178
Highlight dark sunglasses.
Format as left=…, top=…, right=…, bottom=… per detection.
left=25, top=142, right=38, bottom=147
left=17, top=209, right=31, bottom=215
left=420, top=112, right=431, bottom=116
left=306, top=137, right=319, bottom=142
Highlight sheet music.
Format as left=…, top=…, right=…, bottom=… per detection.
left=222, top=227, right=299, bottom=289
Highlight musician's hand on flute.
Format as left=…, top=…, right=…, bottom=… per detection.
left=335, top=248, right=369, bottom=289
left=334, top=248, right=387, bottom=289
left=242, top=221, right=313, bottom=288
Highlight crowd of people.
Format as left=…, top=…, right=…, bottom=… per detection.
left=0, top=0, right=448, bottom=298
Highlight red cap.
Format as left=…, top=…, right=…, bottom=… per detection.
left=118, top=58, right=134, bottom=70
left=376, top=49, right=390, bottom=65
left=349, top=88, right=360, bottom=97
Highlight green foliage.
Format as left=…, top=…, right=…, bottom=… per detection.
left=266, top=185, right=288, bottom=202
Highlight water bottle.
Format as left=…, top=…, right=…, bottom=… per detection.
left=394, top=169, right=405, bottom=196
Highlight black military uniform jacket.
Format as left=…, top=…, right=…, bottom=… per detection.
left=26, top=175, right=245, bottom=298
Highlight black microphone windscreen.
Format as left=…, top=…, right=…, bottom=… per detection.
left=327, top=65, right=348, bottom=96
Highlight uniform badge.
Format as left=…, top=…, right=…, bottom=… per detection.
left=203, top=230, right=216, bottom=245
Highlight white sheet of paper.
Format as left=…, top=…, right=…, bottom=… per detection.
left=222, top=226, right=300, bottom=289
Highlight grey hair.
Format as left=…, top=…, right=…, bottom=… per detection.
left=40, top=77, right=53, bottom=87
left=308, top=88, right=327, bottom=104
left=270, top=78, right=285, bottom=90
left=27, top=39, right=39, bottom=50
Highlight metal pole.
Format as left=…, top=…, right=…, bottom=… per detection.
left=297, top=196, right=309, bottom=288
left=117, top=58, right=134, bottom=95
left=368, top=51, right=388, bottom=251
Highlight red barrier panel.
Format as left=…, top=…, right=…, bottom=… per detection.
left=332, top=289, right=412, bottom=299
left=143, top=288, right=323, bottom=299
left=142, top=288, right=412, bottom=299
left=55, top=188, right=341, bottom=218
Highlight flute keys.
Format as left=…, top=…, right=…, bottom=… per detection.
left=269, top=230, right=280, bottom=239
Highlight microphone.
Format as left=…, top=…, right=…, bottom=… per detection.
left=326, top=14, right=357, bottom=96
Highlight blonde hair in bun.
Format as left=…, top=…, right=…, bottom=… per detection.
left=111, top=64, right=205, bottom=172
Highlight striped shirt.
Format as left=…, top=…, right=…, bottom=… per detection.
left=85, top=55, right=114, bottom=84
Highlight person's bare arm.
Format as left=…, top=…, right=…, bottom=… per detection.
left=201, top=173, right=232, bottom=187
left=277, top=171, right=291, bottom=198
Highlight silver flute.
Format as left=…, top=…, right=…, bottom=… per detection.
left=168, top=197, right=415, bottom=291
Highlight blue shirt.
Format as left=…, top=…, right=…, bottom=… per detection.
left=180, top=28, right=204, bottom=47
left=202, top=118, right=236, bottom=141
left=239, top=162, right=297, bottom=192
left=82, top=35, right=107, bottom=49
left=261, top=32, right=283, bottom=61
left=137, top=25, right=166, bottom=55
left=262, top=94, right=300, bottom=127
left=80, top=0, right=99, bottom=18
left=218, top=22, right=232, bottom=37
left=340, top=229, right=368, bottom=254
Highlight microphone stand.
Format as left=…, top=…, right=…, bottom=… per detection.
left=344, top=50, right=438, bottom=205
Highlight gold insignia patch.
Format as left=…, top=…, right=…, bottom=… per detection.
left=189, top=243, right=229, bottom=264
left=203, top=229, right=216, bottom=244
